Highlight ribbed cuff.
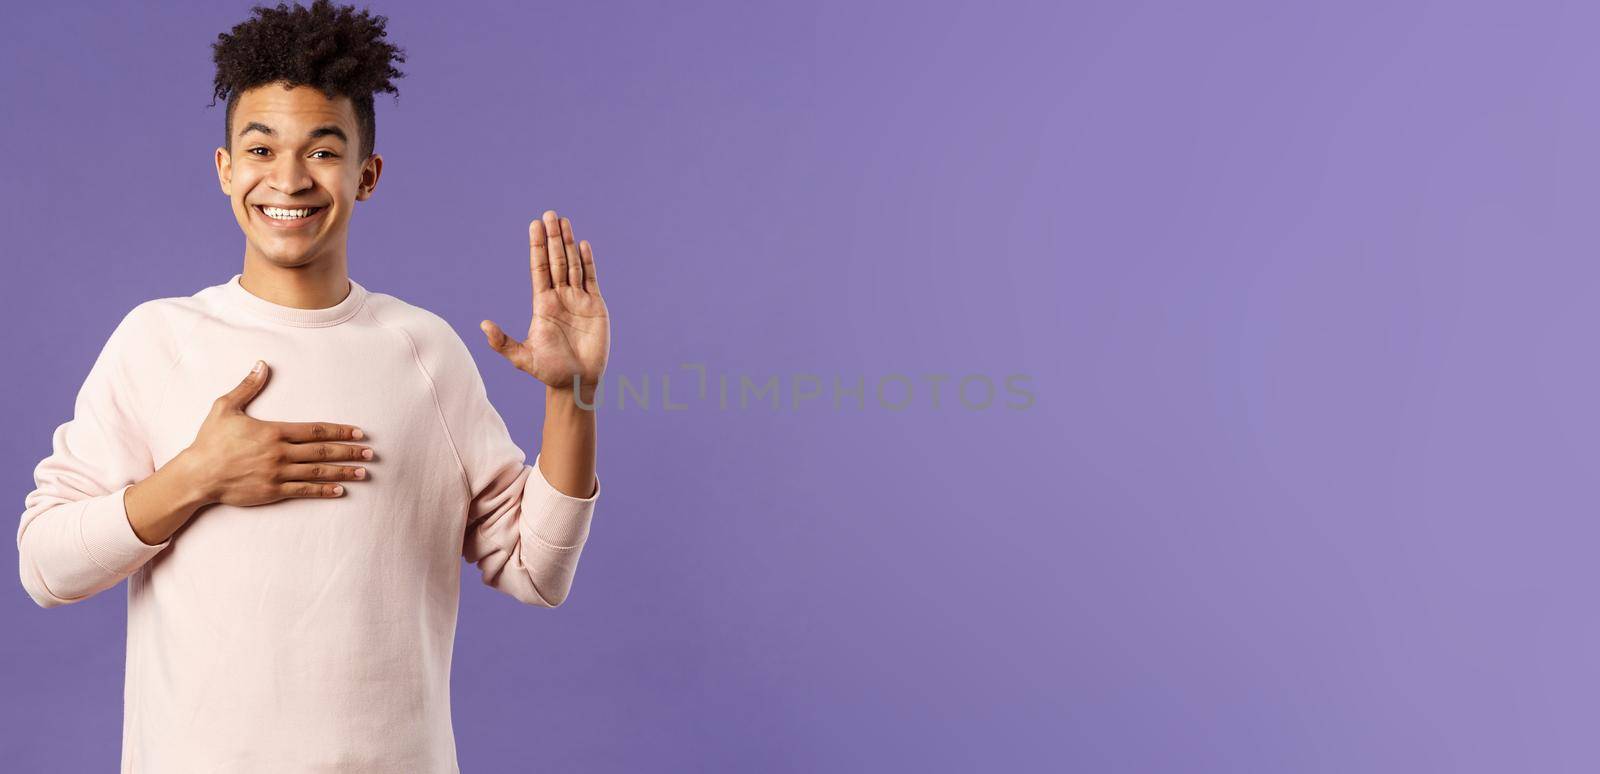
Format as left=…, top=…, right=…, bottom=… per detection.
left=526, top=453, right=600, bottom=549
left=80, top=483, right=171, bottom=575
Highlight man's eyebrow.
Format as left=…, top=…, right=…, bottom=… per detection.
left=238, top=122, right=349, bottom=144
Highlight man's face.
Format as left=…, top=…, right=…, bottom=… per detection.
left=214, top=82, right=382, bottom=270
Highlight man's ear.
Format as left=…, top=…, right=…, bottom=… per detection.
left=355, top=153, right=383, bottom=201
left=215, top=147, right=232, bottom=196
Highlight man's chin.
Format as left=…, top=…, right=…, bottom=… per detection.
left=249, top=247, right=327, bottom=270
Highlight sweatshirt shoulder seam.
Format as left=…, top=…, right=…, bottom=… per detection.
left=362, top=300, right=475, bottom=508
left=124, top=300, right=194, bottom=461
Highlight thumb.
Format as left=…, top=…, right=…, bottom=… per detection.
left=218, top=360, right=269, bottom=411
left=480, top=320, right=521, bottom=357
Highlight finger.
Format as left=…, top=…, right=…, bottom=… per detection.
left=279, top=481, right=347, bottom=498
left=280, top=463, right=368, bottom=483
left=283, top=442, right=374, bottom=463
left=529, top=219, right=554, bottom=295
left=544, top=210, right=569, bottom=286
left=579, top=240, right=600, bottom=295
left=217, top=360, right=269, bottom=412
left=480, top=319, right=524, bottom=356
left=274, top=421, right=365, bottom=443
left=561, top=217, right=583, bottom=289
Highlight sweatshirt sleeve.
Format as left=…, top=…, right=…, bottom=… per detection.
left=17, top=303, right=173, bottom=608
left=424, top=320, right=600, bottom=608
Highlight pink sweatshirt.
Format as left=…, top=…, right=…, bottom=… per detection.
left=16, top=273, right=601, bottom=773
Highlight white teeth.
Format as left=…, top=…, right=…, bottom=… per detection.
left=262, top=206, right=316, bottom=220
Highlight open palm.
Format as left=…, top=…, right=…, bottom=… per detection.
left=480, top=209, right=611, bottom=395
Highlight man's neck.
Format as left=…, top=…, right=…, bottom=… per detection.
left=238, top=255, right=352, bottom=310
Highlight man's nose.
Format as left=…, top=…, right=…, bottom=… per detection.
left=268, top=157, right=314, bottom=194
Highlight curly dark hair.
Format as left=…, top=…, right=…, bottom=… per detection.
left=209, top=0, right=406, bottom=160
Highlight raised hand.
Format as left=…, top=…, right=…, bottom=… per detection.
left=479, top=209, right=611, bottom=396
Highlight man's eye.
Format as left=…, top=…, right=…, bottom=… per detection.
left=245, top=148, right=336, bottom=158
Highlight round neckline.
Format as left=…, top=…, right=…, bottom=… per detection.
left=221, top=272, right=369, bottom=327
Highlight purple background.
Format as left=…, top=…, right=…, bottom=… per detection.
left=3, top=0, right=1594, bottom=771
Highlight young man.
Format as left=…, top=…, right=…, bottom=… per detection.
left=15, top=2, right=609, bottom=771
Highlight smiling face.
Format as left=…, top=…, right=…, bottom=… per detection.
left=214, top=81, right=382, bottom=271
